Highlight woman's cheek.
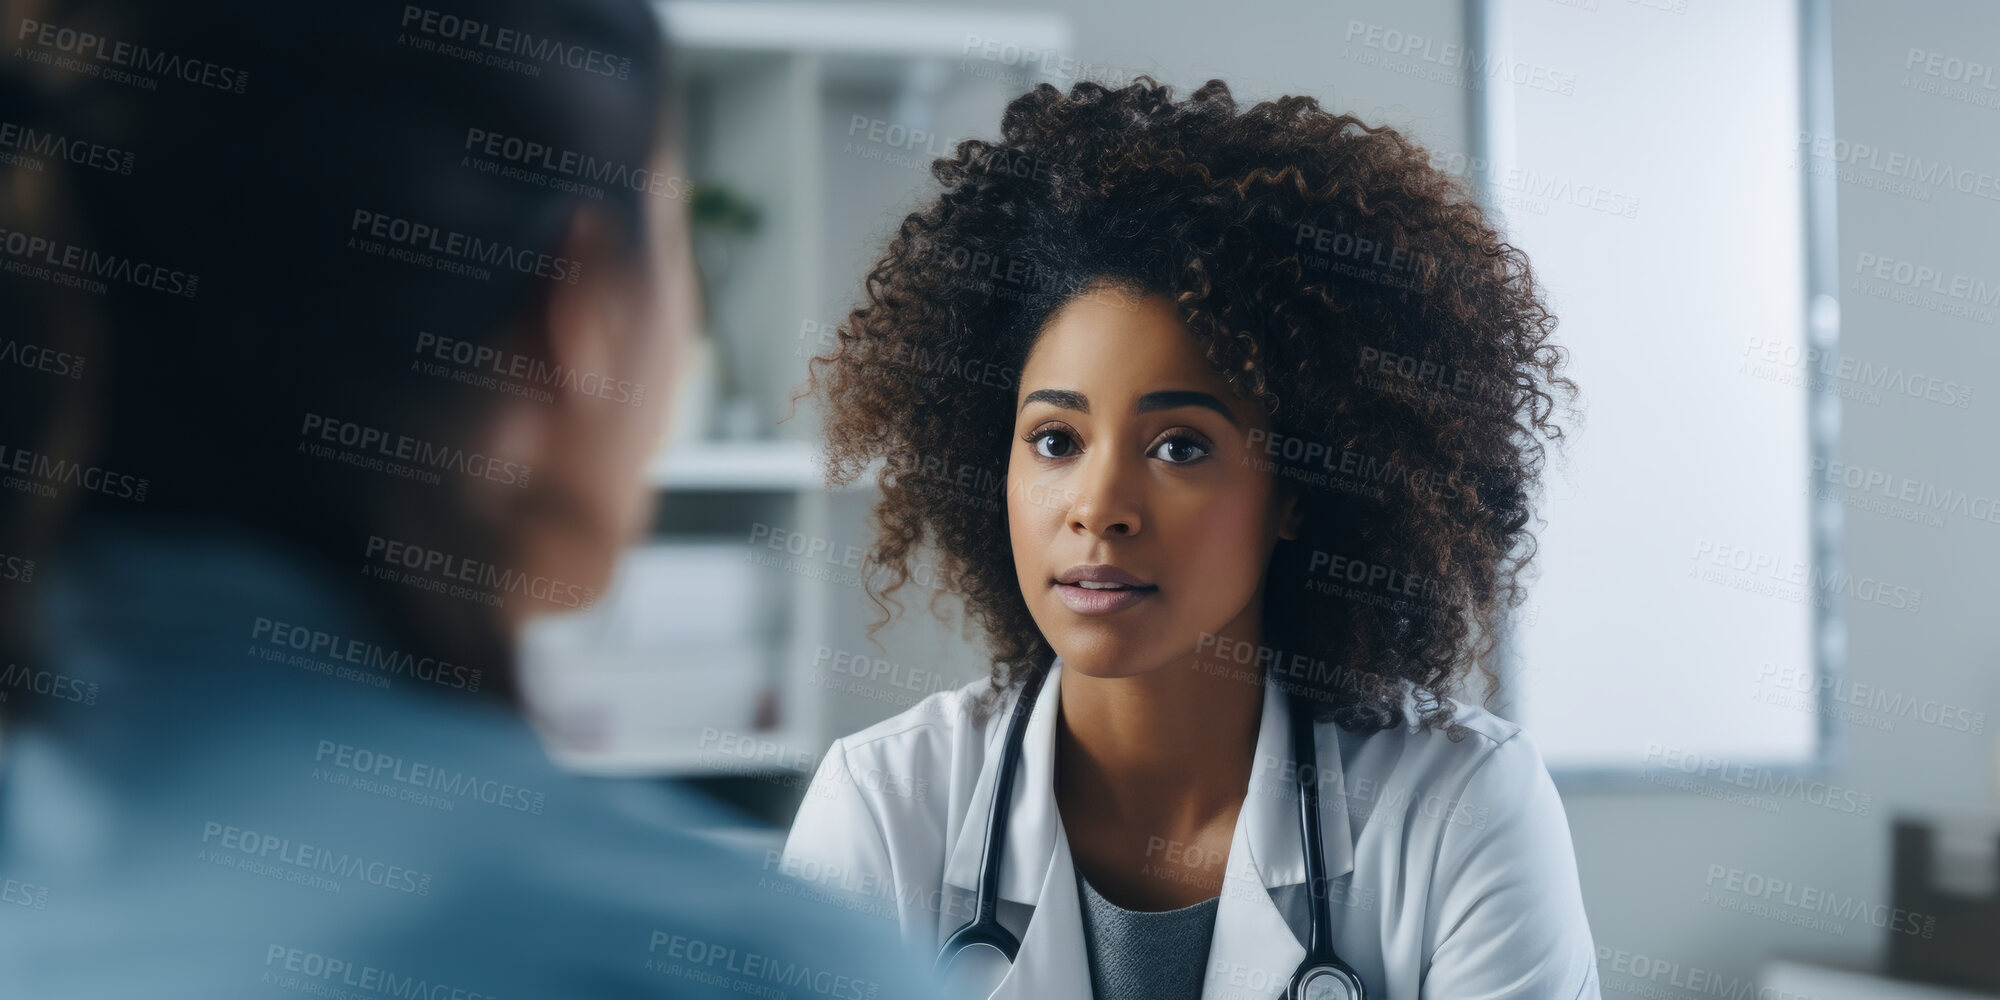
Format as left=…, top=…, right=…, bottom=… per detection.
left=1174, top=485, right=1273, bottom=596
left=1005, top=473, right=1055, bottom=577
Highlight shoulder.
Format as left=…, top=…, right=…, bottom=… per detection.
left=1333, top=693, right=1532, bottom=777
left=791, top=676, right=1014, bottom=860
left=1332, top=695, right=1558, bottom=835
left=838, top=673, right=1010, bottom=746
left=1337, top=695, right=1587, bottom=940
left=819, top=674, right=1011, bottom=786
left=398, top=738, right=931, bottom=996
left=1343, top=708, right=1596, bottom=991
left=780, top=675, right=1009, bottom=928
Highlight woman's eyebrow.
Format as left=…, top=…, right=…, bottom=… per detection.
left=1017, top=388, right=1240, bottom=428
left=1019, top=388, right=1088, bottom=414
left=1136, top=390, right=1240, bottom=427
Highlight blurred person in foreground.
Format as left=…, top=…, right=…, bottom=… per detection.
left=0, top=1, right=925, bottom=995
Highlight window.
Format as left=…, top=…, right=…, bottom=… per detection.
left=1479, top=0, right=1838, bottom=775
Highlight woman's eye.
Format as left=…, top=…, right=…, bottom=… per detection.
left=1030, top=429, right=1077, bottom=458
left=1152, top=435, right=1211, bottom=465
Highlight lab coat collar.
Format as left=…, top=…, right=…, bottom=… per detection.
left=1202, top=677, right=1358, bottom=999
left=943, top=657, right=1357, bottom=1000
left=942, top=660, right=1068, bottom=905
left=1240, top=673, right=1356, bottom=890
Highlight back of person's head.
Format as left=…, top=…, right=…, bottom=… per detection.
left=0, top=0, right=689, bottom=698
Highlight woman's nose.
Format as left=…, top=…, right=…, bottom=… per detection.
left=1066, top=450, right=1142, bottom=538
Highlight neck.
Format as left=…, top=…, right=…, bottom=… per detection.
left=1054, top=626, right=1267, bottom=828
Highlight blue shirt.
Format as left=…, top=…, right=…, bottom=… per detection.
left=0, top=524, right=931, bottom=998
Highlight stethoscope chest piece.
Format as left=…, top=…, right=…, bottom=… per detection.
left=933, top=936, right=1013, bottom=998
left=1291, top=963, right=1367, bottom=1000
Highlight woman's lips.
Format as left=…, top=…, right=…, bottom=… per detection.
left=1054, top=582, right=1157, bottom=616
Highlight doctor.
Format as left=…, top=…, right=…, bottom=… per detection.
left=785, top=78, right=1602, bottom=999
left=783, top=293, right=1601, bottom=999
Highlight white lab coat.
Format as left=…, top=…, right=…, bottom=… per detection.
left=781, top=659, right=1602, bottom=999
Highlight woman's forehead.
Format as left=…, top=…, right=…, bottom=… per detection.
left=1023, top=295, right=1216, bottom=387
left=1017, top=292, right=1262, bottom=424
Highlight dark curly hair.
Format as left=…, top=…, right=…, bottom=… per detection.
left=798, top=77, right=1576, bottom=734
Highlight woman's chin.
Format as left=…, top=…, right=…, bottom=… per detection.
left=1051, top=644, right=1165, bottom=680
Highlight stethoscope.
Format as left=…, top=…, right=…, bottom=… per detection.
left=934, top=668, right=1370, bottom=999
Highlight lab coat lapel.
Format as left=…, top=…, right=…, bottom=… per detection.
left=941, top=662, right=1066, bottom=906
left=1203, top=828, right=1306, bottom=999
left=986, top=815, right=1093, bottom=1000
left=939, top=660, right=1093, bottom=999
left=1199, top=681, right=1357, bottom=1000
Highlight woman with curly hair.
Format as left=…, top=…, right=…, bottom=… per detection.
left=783, top=77, right=1598, bottom=1000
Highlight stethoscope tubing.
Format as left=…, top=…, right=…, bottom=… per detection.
left=935, top=673, right=1367, bottom=998
left=932, top=667, right=1047, bottom=972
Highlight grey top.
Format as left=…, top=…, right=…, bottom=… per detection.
left=1075, top=868, right=1222, bottom=1000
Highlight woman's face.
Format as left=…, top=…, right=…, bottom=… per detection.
left=1007, top=288, right=1301, bottom=679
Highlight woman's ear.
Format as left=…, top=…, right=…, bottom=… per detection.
left=1276, top=488, right=1305, bottom=541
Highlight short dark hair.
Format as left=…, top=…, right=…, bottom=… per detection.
left=0, top=0, right=673, bottom=701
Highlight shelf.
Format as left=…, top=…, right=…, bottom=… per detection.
left=543, top=725, right=815, bottom=779
left=650, top=439, right=823, bottom=491
left=660, top=2, right=1067, bottom=60
left=648, top=439, right=885, bottom=493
